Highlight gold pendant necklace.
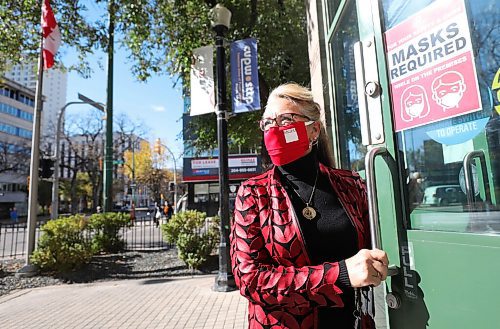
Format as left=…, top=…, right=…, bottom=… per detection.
left=290, top=168, right=319, bottom=220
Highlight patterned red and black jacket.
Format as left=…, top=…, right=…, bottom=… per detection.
left=230, top=163, right=375, bottom=329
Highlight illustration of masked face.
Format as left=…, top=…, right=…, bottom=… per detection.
left=404, top=93, right=425, bottom=117
left=435, top=82, right=464, bottom=109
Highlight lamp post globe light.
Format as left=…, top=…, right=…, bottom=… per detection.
left=211, top=3, right=236, bottom=292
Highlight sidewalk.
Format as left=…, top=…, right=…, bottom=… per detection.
left=0, top=275, right=388, bottom=328
left=0, top=275, right=248, bottom=329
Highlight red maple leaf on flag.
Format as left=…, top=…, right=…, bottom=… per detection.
left=41, top=0, right=61, bottom=69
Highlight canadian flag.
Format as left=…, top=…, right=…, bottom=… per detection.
left=41, top=0, right=61, bottom=69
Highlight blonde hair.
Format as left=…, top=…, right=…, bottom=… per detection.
left=266, top=83, right=335, bottom=168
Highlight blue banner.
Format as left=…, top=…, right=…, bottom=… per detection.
left=231, top=38, right=261, bottom=113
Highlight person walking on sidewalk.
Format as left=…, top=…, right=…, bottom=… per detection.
left=10, top=207, right=18, bottom=223
left=230, top=83, right=389, bottom=329
left=153, top=202, right=161, bottom=227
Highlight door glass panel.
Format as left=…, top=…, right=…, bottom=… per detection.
left=325, top=0, right=342, bottom=26
left=329, top=0, right=367, bottom=171
left=381, top=0, right=500, bottom=234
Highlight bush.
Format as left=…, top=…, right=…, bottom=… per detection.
left=30, top=215, right=93, bottom=272
left=161, top=210, right=219, bottom=270
left=87, top=212, right=131, bottom=253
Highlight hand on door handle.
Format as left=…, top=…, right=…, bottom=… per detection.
left=345, top=248, right=389, bottom=287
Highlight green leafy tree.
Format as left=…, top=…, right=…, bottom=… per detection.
left=1, top=0, right=310, bottom=152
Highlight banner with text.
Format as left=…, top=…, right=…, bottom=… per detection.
left=231, top=38, right=261, bottom=113
left=190, top=46, right=216, bottom=116
left=385, top=0, right=482, bottom=132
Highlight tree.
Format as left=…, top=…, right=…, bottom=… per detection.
left=1, top=0, right=311, bottom=153
left=60, top=110, right=104, bottom=212
left=0, top=140, right=30, bottom=174
left=123, top=140, right=175, bottom=202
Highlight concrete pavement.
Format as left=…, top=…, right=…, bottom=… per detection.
left=0, top=275, right=388, bottom=328
left=0, top=276, right=248, bottom=329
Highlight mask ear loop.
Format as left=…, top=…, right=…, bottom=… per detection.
left=306, top=121, right=319, bottom=148
left=309, top=137, right=319, bottom=148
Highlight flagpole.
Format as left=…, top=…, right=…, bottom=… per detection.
left=18, top=29, right=45, bottom=276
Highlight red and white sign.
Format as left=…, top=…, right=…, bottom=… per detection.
left=191, top=157, right=258, bottom=169
left=385, top=0, right=481, bottom=132
left=228, top=157, right=258, bottom=167
left=191, top=158, right=218, bottom=169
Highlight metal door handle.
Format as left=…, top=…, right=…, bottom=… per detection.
left=365, top=147, right=388, bottom=250
left=365, top=147, right=398, bottom=277
left=463, top=150, right=492, bottom=205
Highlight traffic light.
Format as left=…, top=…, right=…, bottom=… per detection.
left=39, top=158, right=55, bottom=179
left=169, top=182, right=175, bottom=192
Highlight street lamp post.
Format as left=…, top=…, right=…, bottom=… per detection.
left=211, top=3, right=236, bottom=292
left=130, top=140, right=136, bottom=207
left=51, top=94, right=105, bottom=220
left=154, top=138, right=177, bottom=214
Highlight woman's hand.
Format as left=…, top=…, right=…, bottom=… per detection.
left=345, top=249, right=388, bottom=287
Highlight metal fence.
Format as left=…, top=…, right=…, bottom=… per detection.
left=0, top=216, right=172, bottom=260
left=0, top=220, right=48, bottom=259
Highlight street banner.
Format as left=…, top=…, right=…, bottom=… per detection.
left=190, top=46, right=215, bottom=116
left=230, top=38, right=261, bottom=113
left=385, top=0, right=481, bottom=132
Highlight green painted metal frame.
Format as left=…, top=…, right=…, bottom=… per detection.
left=320, top=0, right=500, bottom=328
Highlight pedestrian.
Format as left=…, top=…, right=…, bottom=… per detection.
left=130, top=202, right=136, bottom=224
left=153, top=202, right=161, bottom=227
left=9, top=207, right=18, bottom=223
left=230, top=83, right=388, bottom=329
left=164, top=201, right=173, bottom=220
left=167, top=202, right=174, bottom=219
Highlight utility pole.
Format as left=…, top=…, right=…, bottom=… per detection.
left=154, top=138, right=177, bottom=213
left=103, top=0, right=115, bottom=212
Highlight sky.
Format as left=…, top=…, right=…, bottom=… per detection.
left=60, top=0, right=185, bottom=170
left=63, top=48, right=185, bottom=169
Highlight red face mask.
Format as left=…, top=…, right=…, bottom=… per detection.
left=264, top=121, right=310, bottom=166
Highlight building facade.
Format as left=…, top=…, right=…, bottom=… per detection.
left=4, top=62, right=67, bottom=147
left=0, top=78, right=36, bottom=218
left=181, top=107, right=263, bottom=216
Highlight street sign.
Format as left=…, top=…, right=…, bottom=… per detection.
left=113, top=160, right=124, bottom=165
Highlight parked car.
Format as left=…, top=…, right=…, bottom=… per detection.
left=422, top=185, right=467, bottom=206
left=112, top=204, right=130, bottom=213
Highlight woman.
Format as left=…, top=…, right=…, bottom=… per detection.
left=230, top=83, right=388, bottom=329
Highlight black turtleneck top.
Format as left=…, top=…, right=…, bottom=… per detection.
left=278, top=149, right=358, bottom=328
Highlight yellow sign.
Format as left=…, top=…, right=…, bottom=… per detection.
left=492, top=68, right=500, bottom=115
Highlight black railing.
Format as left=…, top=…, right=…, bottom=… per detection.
left=122, top=216, right=173, bottom=251
left=0, top=220, right=48, bottom=259
left=0, top=216, right=173, bottom=259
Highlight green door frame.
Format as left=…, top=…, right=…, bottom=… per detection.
left=321, top=0, right=500, bottom=327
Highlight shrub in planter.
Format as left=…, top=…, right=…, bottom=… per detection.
left=161, top=210, right=219, bottom=270
left=87, top=212, right=131, bottom=253
left=30, top=215, right=93, bottom=272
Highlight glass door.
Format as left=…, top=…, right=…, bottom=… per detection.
left=325, top=0, right=500, bottom=327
